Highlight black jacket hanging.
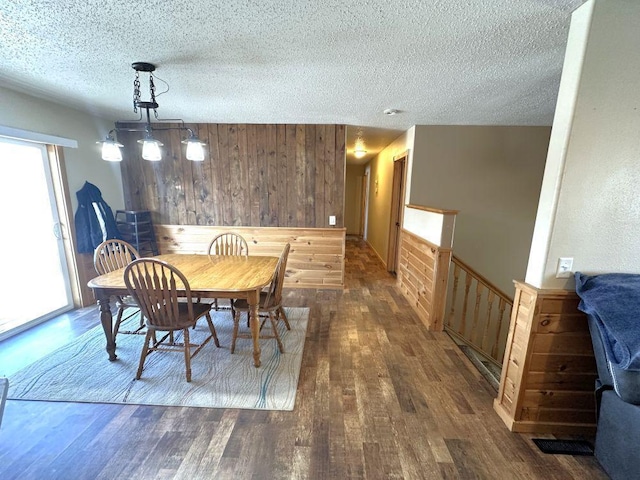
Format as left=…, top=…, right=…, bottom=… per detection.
left=74, top=181, right=121, bottom=253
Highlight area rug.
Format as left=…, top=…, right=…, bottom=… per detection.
left=8, top=307, right=309, bottom=411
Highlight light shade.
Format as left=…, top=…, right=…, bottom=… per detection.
left=97, top=136, right=123, bottom=162
left=354, top=149, right=367, bottom=159
left=182, top=134, right=206, bottom=161
left=138, top=135, right=163, bottom=161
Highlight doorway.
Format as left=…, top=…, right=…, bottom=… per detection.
left=386, top=152, right=407, bottom=274
left=0, top=138, right=73, bottom=339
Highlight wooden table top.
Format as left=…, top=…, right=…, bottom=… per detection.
left=88, top=254, right=279, bottom=293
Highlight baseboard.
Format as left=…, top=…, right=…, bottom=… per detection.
left=493, top=399, right=595, bottom=435
left=365, top=240, right=387, bottom=268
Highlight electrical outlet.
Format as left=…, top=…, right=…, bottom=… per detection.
left=329, top=215, right=336, bottom=226
left=556, top=257, right=574, bottom=278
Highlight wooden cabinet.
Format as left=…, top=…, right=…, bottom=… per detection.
left=493, top=281, right=597, bottom=435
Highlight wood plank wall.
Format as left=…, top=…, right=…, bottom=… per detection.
left=77, top=253, right=99, bottom=307
left=396, top=229, right=452, bottom=331
left=117, top=123, right=345, bottom=228
left=493, top=281, right=597, bottom=435
left=155, top=224, right=345, bottom=289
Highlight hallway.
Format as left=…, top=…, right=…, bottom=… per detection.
left=0, top=238, right=606, bottom=479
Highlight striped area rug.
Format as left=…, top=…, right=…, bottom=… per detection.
left=8, top=307, right=309, bottom=411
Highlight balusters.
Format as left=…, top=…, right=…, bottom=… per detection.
left=492, top=297, right=508, bottom=360
left=459, top=272, right=473, bottom=336
left=470, top=282, right=485, bottom=344
left=481, top=290, right=495, bottom=351
left=445, top=256, right=513, bottom=365
left=447, top=263, right=461, bottom=330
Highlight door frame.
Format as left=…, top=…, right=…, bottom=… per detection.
left=386, top=151, right=408, bottom=273
left=359, top=171, right=368, bottom=237
left=47, top=145, right=84, bottom=308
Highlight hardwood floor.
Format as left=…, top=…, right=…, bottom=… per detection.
left=0, top=238, right=607, bottom=479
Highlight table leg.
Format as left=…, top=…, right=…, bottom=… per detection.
left=248, top=289, right=261, bottom=368
left=97, top=293, right=117, bottom=361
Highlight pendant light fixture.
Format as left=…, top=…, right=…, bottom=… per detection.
left=97, top=62, right=205, bottom=162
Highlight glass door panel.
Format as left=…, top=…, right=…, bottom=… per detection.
left=0, top=138, right=73, bottom=338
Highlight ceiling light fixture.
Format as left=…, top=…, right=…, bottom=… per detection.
left=353, top=148, right=367, bottom=159
left=353, top=128, right=367, bottom=159
left=383, top=108, right=400, bottom=116
left=97, top=62, right=206, bottom=162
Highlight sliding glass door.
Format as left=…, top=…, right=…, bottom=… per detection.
left=0, top=137, right=73, bottom=339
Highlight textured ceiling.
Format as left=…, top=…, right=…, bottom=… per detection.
left=0, top=0, right=585, bottom=163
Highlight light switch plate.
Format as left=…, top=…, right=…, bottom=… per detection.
left=329, top=215, right=336, bottom=226
left=556, top=257, right=574, bottom=278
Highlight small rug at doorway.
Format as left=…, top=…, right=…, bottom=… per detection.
left=8, top=307, right=309, bottom=411
left=532, top=438, right=594, bottom=456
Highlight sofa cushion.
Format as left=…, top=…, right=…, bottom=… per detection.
left=595, top=390, right=640, bottom=479
left=577, top=272, right=640, bottom=404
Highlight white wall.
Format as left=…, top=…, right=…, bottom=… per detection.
left=402, top=206, right=456, bottom=248
left=0, top=87, right=124, bottom=212
left=526, top=0, right=640, bottom=289
left=409, top=125, right=550, bottom=294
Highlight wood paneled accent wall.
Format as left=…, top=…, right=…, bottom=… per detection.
left=77, top=253, right=98, bottom=307
left=396, top=229, right=452, bottom=331
left=118, top=124, right=345, bottom=228
left=155, top=224, right=345, bottom=289
left=493, top=281, right=597, bottom=435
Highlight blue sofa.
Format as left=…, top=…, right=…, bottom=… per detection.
left=576, top=273, right=640, bottom=480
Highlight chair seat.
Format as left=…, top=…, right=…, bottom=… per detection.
left=148, top=302, right=213, bottom=331
left=233, top=293, right=278, bottom=311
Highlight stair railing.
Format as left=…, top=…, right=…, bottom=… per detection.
left=445, top=255, right=513, bottom=366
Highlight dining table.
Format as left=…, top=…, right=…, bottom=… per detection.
left=88, top=253, right=279, bottom=367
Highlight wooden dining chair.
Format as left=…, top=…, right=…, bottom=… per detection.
left=93, top=239, right=144, bottom=339
left=231, top=243, right=291, bottom=354
left=124, top=258, right=221, bottom=382
left=207, top=232, right=249, bottom=312
left=207, top=232, right=249, bottom=257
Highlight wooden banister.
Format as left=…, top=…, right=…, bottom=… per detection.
left=446, top=255, right=514, bottom=366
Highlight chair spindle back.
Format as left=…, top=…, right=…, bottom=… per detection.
left=208, top=233, right=249, bottom=257
left=94, top=239, right=140, bottom=275
left=264, top=243, right=290, bottom=307
left=124, top=259, right=194, bottom=329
